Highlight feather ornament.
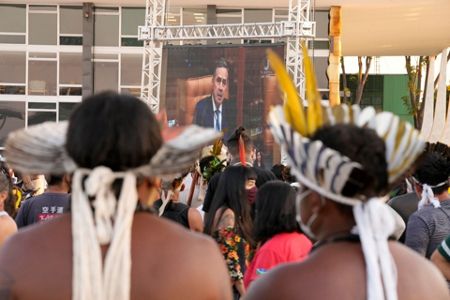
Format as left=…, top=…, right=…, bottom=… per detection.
left=266, top=49, right=307, bottom=136
left=239, top=135, right=246, bottom=165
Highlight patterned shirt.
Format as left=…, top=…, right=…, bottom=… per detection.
left=405, top=199, right=450, bottom=258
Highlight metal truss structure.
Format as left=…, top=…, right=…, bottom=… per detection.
left=139, top=0, right=314, bottom=112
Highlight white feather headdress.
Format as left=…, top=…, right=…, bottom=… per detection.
left=267, top=46, right=425, bottom=300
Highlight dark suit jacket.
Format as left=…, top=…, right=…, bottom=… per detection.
left=193, top=96, right=237, bottom=136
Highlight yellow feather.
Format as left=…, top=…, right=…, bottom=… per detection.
left=301, top=41, right=323, bottom=135
left=266, top=49, right=307, bottom=136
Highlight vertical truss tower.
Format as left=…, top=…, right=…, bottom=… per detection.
left=139, top=0, right=314, bottom=112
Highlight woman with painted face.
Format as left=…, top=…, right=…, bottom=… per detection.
left=204, top=166, right=257, bottom=300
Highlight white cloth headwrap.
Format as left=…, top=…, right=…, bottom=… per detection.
left=353, top=199, right=398, bottom=300
left=418, top=184, right=441, bottom=210
left=72, top=166, right=138, bottom=300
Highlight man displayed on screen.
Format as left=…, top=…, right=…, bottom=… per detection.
left=193, top=58, right=236, bottom=135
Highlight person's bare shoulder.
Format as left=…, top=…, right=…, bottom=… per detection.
left=0, top=215, right=71, bottom=299
left=0, top=216, right=17, bottom=244
left=245, top=262, right=304, bottom=300
left=390, top=242, right=449, bottom=299
left=133, top=214, right=232, bottom=300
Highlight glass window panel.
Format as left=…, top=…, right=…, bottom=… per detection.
left=94, top=61, right=118, bottom=93
left=121, top=54, right=142, bottom=86
left=121, top=37, right=143, bottom=47
left=94, top=14, right=119, bottom=46
left=121, top=7, right=145, bottom=36
left=94, top=7, right=119, bottom=13
left=216, top=15, right=242, bottom=24
left=312, top=57, right=329, bottom=90
left=60, top=53, right=82, bottom=85
left=93, top=53, right=118, bottom=60
left=29, top=13, right=57, bottom=45
left=59, top=103, right=79, bottom=121
left=28, top=102, right=56, bottom=109
left=27, top=111, right=56, bottom=126
left=166, top=9, right=181, bottom=26
left=0, top=101, right=25, bottom=146
left=315, top=10, right=329, bottom=38
left=274, top=9, right=288, bottom=16
left=29, top=5, right=57, bottom=11
left=0, top=35, right=25, bottom=44
left=29, top=52, right=57, bottom=59
left=309, top=40, right=329, bottom=50
left=183, top=8, right=206, bottom=25
left=0, top=4, right=26, bottom=32
left=244, top=9, right=272, bottom=23
left=60, top=6, right=82, bottom=35
left=60, top=36, right=83, bottom=45
left=0, top=85, right=25, bottom=95
left=120, top=87, right=141, bottom=97
left=59, top=86, right=82, bottom=96
left=28, top=61, right=57, bottom=95
left=0, top=52, right=26, bottom=83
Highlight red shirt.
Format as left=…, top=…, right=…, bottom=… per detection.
left=243, top=232, right=312, bottom=288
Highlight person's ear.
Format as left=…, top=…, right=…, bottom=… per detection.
left=0, top=191, right=8, bottom=205
left=414, top=182, right=422, bottom=194
left=309, top=192, right=325, bottom=214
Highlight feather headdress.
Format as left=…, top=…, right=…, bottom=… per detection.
left=266, top=44, right=425, bottom=300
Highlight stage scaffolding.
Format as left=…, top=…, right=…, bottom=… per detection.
left=138, top=0, right=315, bottom=113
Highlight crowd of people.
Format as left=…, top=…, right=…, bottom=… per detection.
left=0, top=53, right=449, bottom=300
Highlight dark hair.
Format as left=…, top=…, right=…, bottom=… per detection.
left=311, top=124, right=388, bottom=198
left=271, top=164, right=287, bottom=181
left=226, top=127, right=253, bottom=157
left=213, top=58, right=229, bottom=77
left=253, top=181, right=299, bottom=245
left=0, top=172, right=15, bottom=216
left=66, top=92, right=163, bottom=171
left=44, top=174, right=64, bottom=186
left=414, top=151, right=450, bottom=195
left=204, top=166, right=256, bottom=246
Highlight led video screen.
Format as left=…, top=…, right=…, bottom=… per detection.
left=163, top=43, right=285, bottom=167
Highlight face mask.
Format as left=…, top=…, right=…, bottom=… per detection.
left=296, top=189, right=321, bottom=240
left=246, top=186, right=258, bottom=204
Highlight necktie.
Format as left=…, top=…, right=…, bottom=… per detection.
left=215, top=109, right=221, bottom=131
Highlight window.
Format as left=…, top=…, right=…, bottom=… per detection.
left=94, top=60, right=119, bottom=93
left=0, top=4, right=26, bottom=44
left=29, top=6, right=57, bottom=45
left=28, top=60, right=57, bottom=95
left=60, top=6, right=82, bottom=45
left=183, top=8, right=206, bottom=25
left=0, top=4, right=26, bottom=32
left=60, top=53, right=82, bottom=95
left=60, top=53, right=82, bottom=84
left=27, top=111, right=57, bottom=126
left=216, top=9, right=242, bottom=44
left=0, top=101, right=26, bottom=147
left=312, top=57, right=329, bottom=90
left=121, top=54, right=142, bottom=86
left=244, top=9, right=272, bottom=23
left=59, top=103, right=79, bottom=121
left=94, top=8, right=119, bottom=46
left=121, top=7, right=145, bottom=36
left=0, top=52, right=26, bottom=95
left=315, top=10, right=329, bottom=39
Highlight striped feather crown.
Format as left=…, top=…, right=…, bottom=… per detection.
left=267, top=46, right=425, bottom=202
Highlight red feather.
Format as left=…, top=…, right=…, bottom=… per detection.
left=239, top=135, right=246, bottom=165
